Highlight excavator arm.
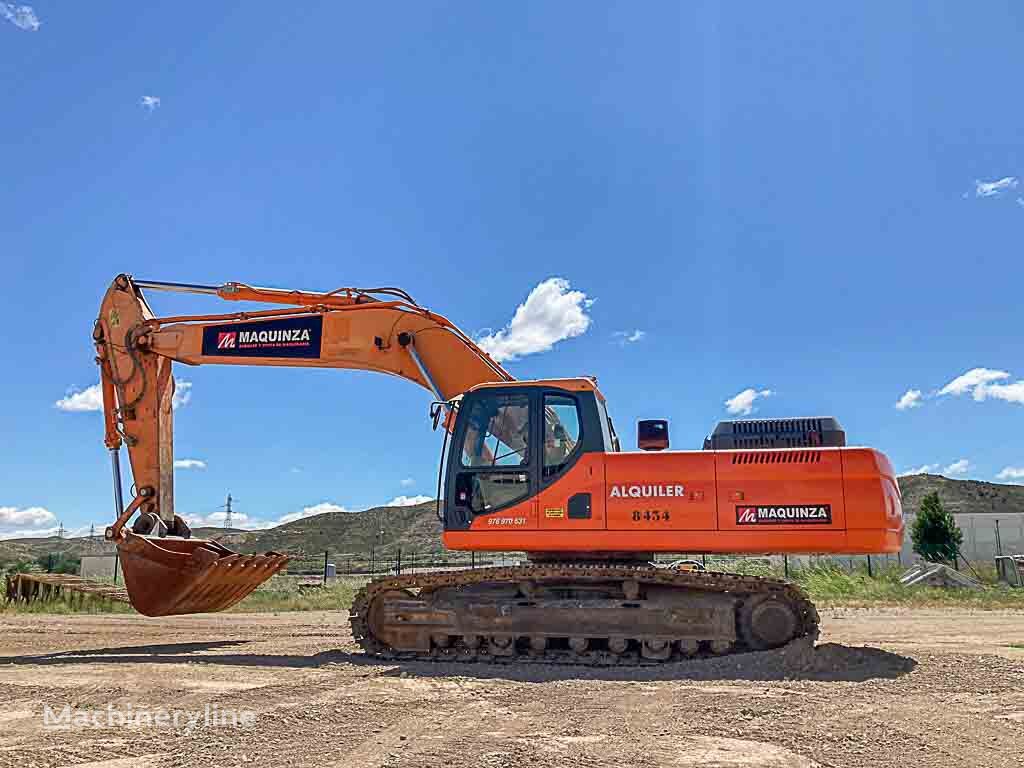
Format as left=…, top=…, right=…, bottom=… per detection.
left=93, top=273, right=512, bottom=615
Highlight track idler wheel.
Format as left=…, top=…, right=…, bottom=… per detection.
left=678, top=639, right=699, bottom=657
left=739, top=594, right=800, bottom=651
left=641, top=638, right=671, bottom=661
left=489, top=635, right=514, bottom=656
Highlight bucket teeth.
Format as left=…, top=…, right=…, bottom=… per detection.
left=118, top=532, right=288, bottom=617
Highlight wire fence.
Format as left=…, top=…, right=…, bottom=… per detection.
left=276, top=549, right=916, bottom=585
left=282, top=548, right=526, bottom=581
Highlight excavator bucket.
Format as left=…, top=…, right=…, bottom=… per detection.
left=118, top=533, right=289, bottom=617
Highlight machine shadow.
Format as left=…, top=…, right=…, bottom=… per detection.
left=363, top=642, right=917, bottom=683
left=0, top=639, right=916, bottom=683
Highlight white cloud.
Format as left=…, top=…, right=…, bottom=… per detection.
left=996, top=467, right=1024, bottom=481
left=476, top=278, right=593, bottom=362
left=400, top=477, right=415, bottom=488
left=1, top=3, right=40, bottom=31
left=0, top=506, right=61, bottom=540
left=55, top=384, right=104, bottom=412
left=1017, top=197, right=1024, bottom=208
left=140, top=96, right=161, bottom=113
left=0, top=505, right=56, bottom=529
left=894, top=389, right=923, bottom=410
left=898, top=464, right=939, bottom=477
left=612, top=329, right=646, bottom=345
left=937, top=367, right=1024, bottom=406
left=384, top=494, right=433, bottom=507
left=972, top=379, right=1024, bottom=405
left=172, top=380, right=192, bottom=408
left=184, top=511, right=234, bottom=527
left=974, top=176, right=1019, bottom=198
left=56, top=379, right=193, bottom=412
left=173, top=459, right=206, bottom=470
left=943, top=458, right=970, bottom=476
left=724, top=388, right=774, bottom=416
left=938, top=367, right=1010, bottom=396
left=278, top=501, right=348, bottom=525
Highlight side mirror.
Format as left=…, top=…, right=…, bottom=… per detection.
left=430, top=402, right=444, bottom=431
left=638, top=419, right=669, bottom=451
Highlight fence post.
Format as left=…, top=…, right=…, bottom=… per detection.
left=396, top=547, right=402, bottom=576
left=113, top=547, right=120, bottom=584
left=471, top=552, right=475, bottom=570
left=995, top=519, right=1003, bottom=557
left=866, top=555, right=872, bottom=577
left=783, top=554, right=789, bottom=578
left=323, top=550, right=329, bottom=584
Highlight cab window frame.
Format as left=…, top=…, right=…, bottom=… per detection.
left=540, top=390, right=585, bottom=487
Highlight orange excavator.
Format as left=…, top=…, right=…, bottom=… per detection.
left=94, top=274, right=903, bottom=664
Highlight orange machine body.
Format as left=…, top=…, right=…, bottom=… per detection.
left=442, top=379, right=903, bottom=555
left=443, top=446, right=902, bottom=554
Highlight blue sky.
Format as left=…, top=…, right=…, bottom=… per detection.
left=2, top=2, right=1023, bottom=538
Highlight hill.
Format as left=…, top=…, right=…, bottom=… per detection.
left=225, top=501, right=443, bottom=559
left=898, top=474, right=1024, bottom=516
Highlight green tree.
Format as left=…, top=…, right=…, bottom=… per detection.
left=911, top=492, right=964, bottom=563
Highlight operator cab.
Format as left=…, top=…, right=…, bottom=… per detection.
left=441, top=379, right=616, bottom=530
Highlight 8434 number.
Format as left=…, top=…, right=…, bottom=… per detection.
left=631, top=509, right=671, bottom=523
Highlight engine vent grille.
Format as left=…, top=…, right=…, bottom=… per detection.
left=731, top=451, right=822, bottom=465
left=704, top=416, right=845, bottom=450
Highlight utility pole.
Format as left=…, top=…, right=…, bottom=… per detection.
left=224, top=493, right=234, bottom=530
left=57, top=521, right=65, bottom=539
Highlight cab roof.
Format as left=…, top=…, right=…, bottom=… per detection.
left=467, top=377, right=606, bottom=401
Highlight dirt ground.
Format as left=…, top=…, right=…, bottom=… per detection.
left=0, top=607, right=1021, bottom=768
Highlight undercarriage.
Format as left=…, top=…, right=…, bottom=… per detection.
left=350, top=563, right=819, bottom=665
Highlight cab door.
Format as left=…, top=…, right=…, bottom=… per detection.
left=447, top=389, right=539, bottom=531
left=536, top=391, right=606, bottom=530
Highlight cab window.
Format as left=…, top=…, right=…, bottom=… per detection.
left=460, top=394, right=530, bottom=467
left=543, top=394, right=581, bottom=479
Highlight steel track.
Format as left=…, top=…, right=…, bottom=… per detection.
left=349, top=564, right=820, bottom=666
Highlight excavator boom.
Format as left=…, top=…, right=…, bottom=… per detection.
left=94, top=274, right=512, bottom=615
